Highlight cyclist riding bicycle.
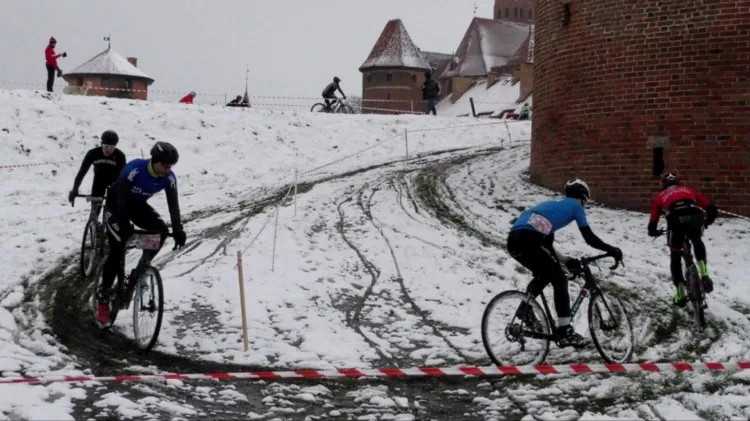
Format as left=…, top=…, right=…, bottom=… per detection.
left=322, top=76, right=346, bottom=111
left=68, top=130, right=126, bottom=216
left=507, top=179, right=623, bottom=348
left=96, top=141, right=187, bottom=326
left=647, top=171, right=717, bottom=307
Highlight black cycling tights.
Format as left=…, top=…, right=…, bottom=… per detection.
left=101, top=201, right=168, bottom=292
left=507, top=230, right=571, bottom=319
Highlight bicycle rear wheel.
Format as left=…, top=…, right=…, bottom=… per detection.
left=588, top=291, right=634, bottom=363
left=686, top=264, right=706, bottom=329
left=132, top=266, right=164, bottom=351
left=311, top=103, right=327, bottom=113
left=80, top=220, right=100, bottom=278
left=481, top=290, right=551, bottom=366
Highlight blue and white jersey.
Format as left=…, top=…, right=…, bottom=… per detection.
left=117, top=159, right=176, bottom=201
left=510, top=198, right=589, bottom=236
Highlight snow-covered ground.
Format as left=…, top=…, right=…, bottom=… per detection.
left=437, top=77, right=529, bottom=118
left=1, top=89, right=749, bottom=420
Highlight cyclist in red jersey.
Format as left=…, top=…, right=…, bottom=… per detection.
left=648, top=171, right=717, bottom=306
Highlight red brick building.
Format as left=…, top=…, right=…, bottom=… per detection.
left=530, top=0, right=750, bottom=215
left=494, top=0, right=534, bottom=23
left=62, top=46, right=154, bottom=100
left=359, top=19, right=435, bottom=114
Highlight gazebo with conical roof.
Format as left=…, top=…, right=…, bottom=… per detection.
left=359, top=19, right=432, bottom=114
left=62, top=41, right=154, bottom=100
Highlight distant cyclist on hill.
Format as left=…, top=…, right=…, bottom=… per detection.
left=322, top=76, right=346, bottom=112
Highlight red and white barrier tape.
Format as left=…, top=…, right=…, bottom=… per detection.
left=719, top=209, right=749, bottom=220
left=3, top=361, right=749, bottom=385
left=0, top=160, right=75, bottom=170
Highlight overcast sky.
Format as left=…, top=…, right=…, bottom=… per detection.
left=0, top=0, right=495, bottom=103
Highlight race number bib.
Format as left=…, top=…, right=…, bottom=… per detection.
left=528, top=213, right=553, bottom=235
left=134, top=234, right=162, bottom=250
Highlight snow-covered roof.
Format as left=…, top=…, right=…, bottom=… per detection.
left=440, top=18, right=531, bottom=78
left=359, top=19, right=431, bottom=71
left=437, top=78, right=527, bottom=117
left=66, top=47, right=154, bottom=83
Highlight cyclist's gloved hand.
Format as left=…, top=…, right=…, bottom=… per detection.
left=68, top=190, right=77, bottom=207
left=607, top=246, right=623, bottom=262
left=648, top=228, right=661, bottom=237
left=172, top=229, right=186, bottom=250
left=564, top=258, right=582, bottom=273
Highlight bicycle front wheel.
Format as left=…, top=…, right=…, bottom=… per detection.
left=588, top=291, right=634, bottom=363
left=481, top=290, right=551, bottom=366
left=132, top=266, right=164, bottom=351
left=311, top=103, right=327, bottom=113
left=80, top=220, right=100, bottom=278
left=337, top=104, right=355, bottom=114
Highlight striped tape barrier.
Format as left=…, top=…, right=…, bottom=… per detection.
left=3, top=361, right=749, bottom=385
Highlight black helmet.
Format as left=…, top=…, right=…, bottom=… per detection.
left=150, top=141, right=179, bottom=166
left=333, top=76, right=341, bottom=83
left=564, top=179, right=591, bottom=203
left=101, top=130, right=119, bottom=146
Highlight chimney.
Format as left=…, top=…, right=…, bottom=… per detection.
left=127, top=57, right=138, bottom=67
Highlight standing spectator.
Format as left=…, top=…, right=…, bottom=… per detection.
left=226, top=95, right=249, bottom=107
left=519, top=102, right=531, bottom=120
left=422, top=71, right=440, bottom=116
left=179, top=91, right=196, bottom=104
left=45, top=37, right=66, bottom=92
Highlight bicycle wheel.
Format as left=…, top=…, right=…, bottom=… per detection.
left=588, top=291, right=634, bottom=363
left=686, top=264, right=706, bottom=329
left=310, top=103, right=327, bottom=113
left=482, top=290, right=551, bottom=366
left=132, top=266, right=164, bottom=351
left=337, top=104, right=355, bottom=114
left=80, top=220, right=100, bottom=278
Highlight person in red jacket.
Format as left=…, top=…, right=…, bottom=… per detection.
left=648, top=171, right=718, bottom=307
left=179, top=91, right=196, bottom=104
left=45, top=37, right=66, bottom=92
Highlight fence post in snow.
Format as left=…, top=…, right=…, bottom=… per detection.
left=271, top=206, right=280, bottom=271
left=470, top=98, right=477, bottom=117
left=411, top=100, right=414, bottom=113
left=236, top=250, right=250, bottom=352
left=293, top=169, right=298, bottom=217
left=504, top=120, right=513, bottom=145
left=404, top=129, right=409, bottom=160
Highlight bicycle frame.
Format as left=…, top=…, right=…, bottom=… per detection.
left=522, top=254, right=620, bottom=341
left=114, top=231, right=170, bottom=310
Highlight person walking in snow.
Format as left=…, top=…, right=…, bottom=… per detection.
left=45, top=37, right=66, bottom=92
left=179, top=91, right=196, bottom=104
left=422, top=71, right=441, bottom=116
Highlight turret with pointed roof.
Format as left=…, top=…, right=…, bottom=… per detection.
left=359, top=19, right=431, bottom=71
left=360, top=19, right=445, bottom=114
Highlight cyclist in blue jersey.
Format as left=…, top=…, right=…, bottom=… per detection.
left=507, top=179, right=623, bottom=348
left=95, top=141, right=187, bottom=326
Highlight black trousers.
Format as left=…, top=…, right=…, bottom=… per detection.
left=46, top=64, right=56, bottom=92
left=666, top=207, right=706, bottom=285
left=507, top=229, right=571, bottom=318
left=100, top=200, right=168, bottom=292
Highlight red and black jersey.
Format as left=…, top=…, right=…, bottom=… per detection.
left=649, top=185, right=710, bottom=223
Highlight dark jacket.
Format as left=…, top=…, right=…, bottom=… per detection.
left=422, top=78, right=440, bottom=100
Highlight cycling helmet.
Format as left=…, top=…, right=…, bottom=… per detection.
left=150, top=141, right=179, bottom=166
left=660, top=170, right=680, bottom=189
left=101, top=130, right=119, bottom=146
left=564, top=179, right=591, bottom=203
left=333, top=76, right=341, bottom=83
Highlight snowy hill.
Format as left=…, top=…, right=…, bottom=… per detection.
left=0, top=89, right=749, bottom=420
